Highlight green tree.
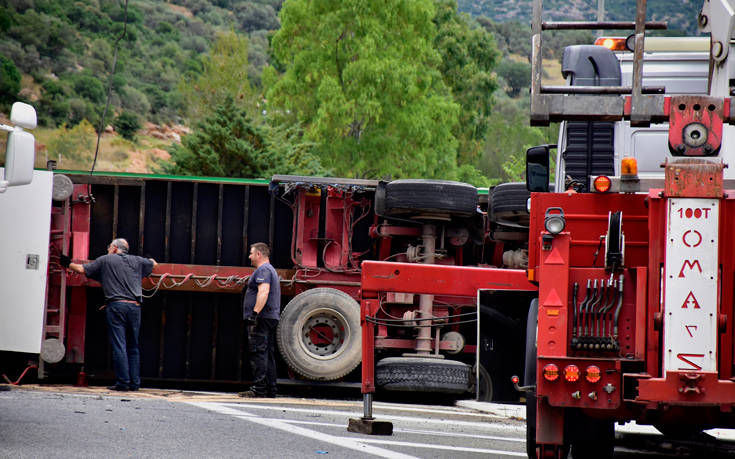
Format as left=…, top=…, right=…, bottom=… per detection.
left=163, top=97, right=278, bottom=178
left=0, top=55, right=21, bottom=108
left=48, top=120, right=95, bottom=166
left=38, top=79, right=70, bottom=126
left=113, top=111, right=141, bottom=141
left=267, top=0, right=459, bottom=179
left=73, top=73, right=105, bottom=104
left=480, top=95, right=556, bottom=183
left=496, top=59, right=531, bottom=97
left=178, top=30, right=255, bottom=124
left=433, top=0, right=499, bottom=165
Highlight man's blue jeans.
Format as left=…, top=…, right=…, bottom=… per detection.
left=106, top=301, right=141, bottom=389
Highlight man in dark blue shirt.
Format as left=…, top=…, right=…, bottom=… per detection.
left=61, top=238, right=157, bottom=391
left=240, top=242, right=281, bottom=398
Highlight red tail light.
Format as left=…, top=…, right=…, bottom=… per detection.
left=543, top=364, right=559, bottom=381
left=593, top=175, right=612, bottom=192
left=564, top=364, right=580, bottom=382
left=586, top=365, right=601, bottom=383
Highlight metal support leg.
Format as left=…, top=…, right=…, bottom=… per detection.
left=347, top=298, right=393, bottom=436
left=348, top=392, right=392, bottom=435
left=363, top=393, right=373, bottom=420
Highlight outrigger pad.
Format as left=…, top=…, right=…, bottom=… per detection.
left=347, top=418, right=393, bottom=435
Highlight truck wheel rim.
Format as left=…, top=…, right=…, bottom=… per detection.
left=299, top=308, right=349, bottom=359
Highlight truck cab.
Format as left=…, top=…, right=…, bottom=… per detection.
left=553, top=37, right=724, bottom=193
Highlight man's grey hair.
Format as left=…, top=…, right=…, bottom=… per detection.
left=111, top=238, right=129, bottom=254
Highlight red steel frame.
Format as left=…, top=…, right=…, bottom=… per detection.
left=524, top=96, right=735, bottom=453
left=359, top=261, right=537, bottom=393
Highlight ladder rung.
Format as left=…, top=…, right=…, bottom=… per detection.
left=45, top=325, right=62, bottom=334
left=542, top=21, right=667, bottom=31
left=541, top=85, right=665, bottom=95
left=46, top=309, right=60, bottom=314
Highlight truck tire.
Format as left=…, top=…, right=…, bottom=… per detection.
left=376, top=357, right=471, bottom=394
left=470, top=363, right=494, bottom=401
left=382, top=179, right=478, bottom=218
left=491, top=182, right=530, bottom=225
left=524, top=299, right=539, bottom=459
left=276, top=288, right=361, bottom=381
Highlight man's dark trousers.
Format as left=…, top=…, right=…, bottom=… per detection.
left=106, top=301, right=141, bottom=389
left=248, top=318, right=278, bottom=396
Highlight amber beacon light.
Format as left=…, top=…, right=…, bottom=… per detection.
left=594, top=37, right=627, bottom=51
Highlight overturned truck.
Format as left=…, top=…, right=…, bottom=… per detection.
left=1, top=168, right=535, bottom=400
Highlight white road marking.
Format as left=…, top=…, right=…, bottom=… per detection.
left=191, top=401, right=527, bottom=458
left=356, top=438, right=527, bottom=457
left=188, top=401, right=419, bottom=459
left=221, top=402, right=525, bottom=432
left=372, top=401, right=507, bottom=419
left=242, top=417, right=525, bottom=443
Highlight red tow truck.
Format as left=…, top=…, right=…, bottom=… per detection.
left=351, top=0, right=735, bottom=456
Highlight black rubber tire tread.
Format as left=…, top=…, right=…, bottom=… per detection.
left=524, top=299, right=539, bottom=459
left=383, top=179, right=478, bottom=217
left=376, top=357, right=471, bottom=394
left=491, top=182, right=531, bottom=222
left=276, top=288, right=361, bottom=381
left=471, top=363, right=494, bottom=401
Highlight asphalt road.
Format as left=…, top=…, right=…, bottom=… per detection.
left=3, top=385, right=735, bottom=458
left=0, top=385, right=526, bottom=458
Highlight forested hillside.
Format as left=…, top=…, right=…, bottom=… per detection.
left=459, top=0, right=703, bottom=35
left=0, top=0, right=279, bottom=127
left=0, top=0, right=611, bottom=184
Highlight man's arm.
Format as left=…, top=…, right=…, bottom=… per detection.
left=60, top=254, right=85, bottom=274
left=253, top=282, right=270, bottom=315
left=140, top=257, right=158, bottom=278
left=67, top=262, right=85, bottom=274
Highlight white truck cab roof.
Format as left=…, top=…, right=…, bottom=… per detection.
left=553, top=38, right=735, bottom=191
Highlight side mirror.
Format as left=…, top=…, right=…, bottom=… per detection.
left=10, top=101, right=37, bottom=129
left=526, top=145, right=554, bottom=192
left=1, top=102, right=37, bottom=193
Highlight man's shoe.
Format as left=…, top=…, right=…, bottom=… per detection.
left=107, top=385, right=128, bottom=391
left=238, top=390, right=266, bottom=398
left=128, top=386, right=139, bottom=392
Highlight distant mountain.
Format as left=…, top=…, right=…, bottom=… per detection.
left=458, top=0, right=703, bottom=35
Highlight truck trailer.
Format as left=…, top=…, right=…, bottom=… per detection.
left=1, top=162, right=536, bottom=400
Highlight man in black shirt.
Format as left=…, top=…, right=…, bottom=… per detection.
left=61, top=238, right=157, bottom=391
